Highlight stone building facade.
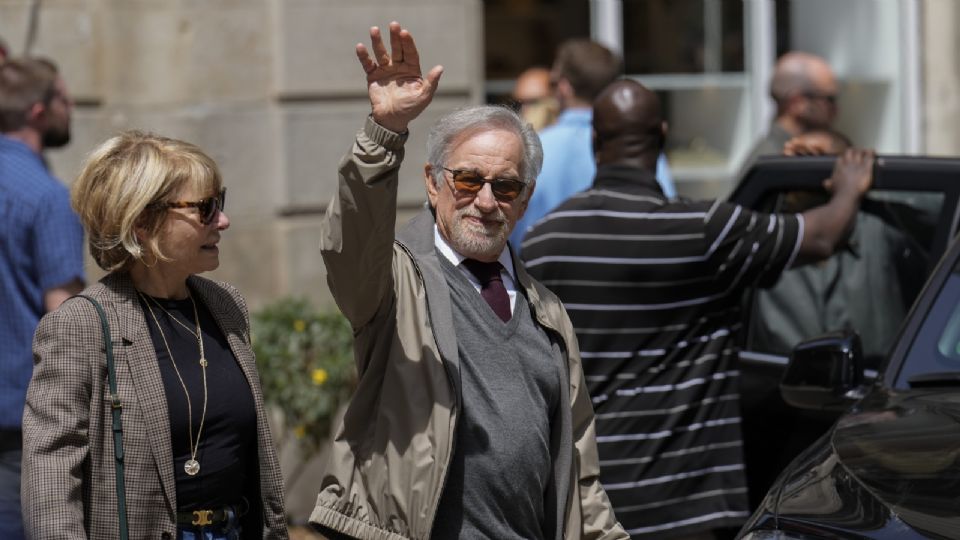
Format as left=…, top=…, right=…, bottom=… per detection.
left=1, top=0, right=483, bottom=311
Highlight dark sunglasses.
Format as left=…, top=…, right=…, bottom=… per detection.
left=802, top=91, right=837, bottom=105
left=442, top=167, right=526, bottom=202
left=154, top=188, right=226, bottom=225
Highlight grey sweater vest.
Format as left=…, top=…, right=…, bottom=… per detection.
left=431, top=255, right=563, bottom=540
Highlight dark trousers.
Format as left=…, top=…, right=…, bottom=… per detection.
left=0, top=430, right=25, bottom=540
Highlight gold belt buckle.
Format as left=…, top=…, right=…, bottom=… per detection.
left=192, top=509, right=214, bottom=526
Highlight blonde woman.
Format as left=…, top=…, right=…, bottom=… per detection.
left=22, top=132, right=287, bottom=539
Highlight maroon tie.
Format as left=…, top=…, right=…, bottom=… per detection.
left=462, top=259, right=512, bottom=322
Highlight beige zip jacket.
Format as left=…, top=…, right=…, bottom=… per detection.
left=310, top=118, right=626, bottom=540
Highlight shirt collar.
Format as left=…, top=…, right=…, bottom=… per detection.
left=556, top=108, right=593, bottom=125
left=0, top=135, right=45, bottom=168
left=433, top=224, right=516, bottom=280
left=593, top=163, right=664, bottom=195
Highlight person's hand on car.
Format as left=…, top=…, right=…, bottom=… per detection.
left=823, top=148, right=874, bottom=196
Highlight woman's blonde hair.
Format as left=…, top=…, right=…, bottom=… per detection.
left=71, top=131, right=223, bottom=271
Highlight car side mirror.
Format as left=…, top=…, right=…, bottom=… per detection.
left=780, top=330, right=865, bottom=411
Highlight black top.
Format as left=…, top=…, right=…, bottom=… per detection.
left=139, top=290, right=258, bottom=513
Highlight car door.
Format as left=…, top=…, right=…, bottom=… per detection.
left=728, top=154, right=960, bottom=507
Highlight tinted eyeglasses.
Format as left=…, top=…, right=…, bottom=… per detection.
left=154, top=188, right=226, bottom=225
left=802, top=91, right=838, bottom=105
left=442, top=167, right=526, bottom=202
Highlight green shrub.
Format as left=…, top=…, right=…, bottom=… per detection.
left=252, top=298, right=356, bottom=455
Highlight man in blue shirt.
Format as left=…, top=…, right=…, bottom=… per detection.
left=510, top=39, right=676, bottom=252
left=0, top=57, right=84, bottom=539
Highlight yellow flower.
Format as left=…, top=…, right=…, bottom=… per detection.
left=312, top=368, right=328, bottom=386
left=294, top=425, right=306, bottom=439
left=293, top=319, right=306, bottom=333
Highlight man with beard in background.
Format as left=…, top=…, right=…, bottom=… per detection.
left=0, top=57, right=83, bottom=540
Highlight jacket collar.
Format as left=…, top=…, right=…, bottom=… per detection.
left=555, top=108, right=592, bottom=126
left=396, top=204, right=434, bottom=256
left=98, top=272, right=244, bottom=343
left=396, top=207, right=462, bottom=396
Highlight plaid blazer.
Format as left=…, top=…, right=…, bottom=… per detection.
left=22, top=272, right=287, bottom=539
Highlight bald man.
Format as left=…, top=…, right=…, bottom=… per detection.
left=738, top=52, right=842, bottom=181
left=521, top=79, right=874, bottom=539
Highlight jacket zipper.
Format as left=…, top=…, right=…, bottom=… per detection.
left=395, top=241, right=460, bottom=538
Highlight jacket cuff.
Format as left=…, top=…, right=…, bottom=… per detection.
left=364, top=116, right=409, bottom=151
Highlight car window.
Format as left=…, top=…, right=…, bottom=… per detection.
left=896, top=259, right=960, bottom=388
left=743, top=189, right=945, bottom=369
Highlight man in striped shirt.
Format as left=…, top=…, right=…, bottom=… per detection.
left=521, top=79, right=874, bottom=539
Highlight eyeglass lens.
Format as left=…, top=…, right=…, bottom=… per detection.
left=202, top=189, right=226, bottom=224
left=448, top=170, right=523, bottom=201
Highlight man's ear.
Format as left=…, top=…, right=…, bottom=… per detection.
left=424, top=163, right=439, bottom=208
left=659, top=121, right=669, bottom=152
left=26, top=101, right=45, bottom=125
left=555, top=78, right=575, bottom=106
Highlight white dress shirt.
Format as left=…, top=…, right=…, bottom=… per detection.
left=433, top=225, right=519, bottom=313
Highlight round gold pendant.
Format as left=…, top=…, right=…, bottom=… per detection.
left=184, top=459, right=200, bottom=476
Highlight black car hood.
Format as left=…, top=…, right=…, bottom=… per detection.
left=831, top=388, right=960, bottom=535
left=763, top=387, right=960, bottom=537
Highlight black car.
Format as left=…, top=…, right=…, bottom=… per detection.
left=731, top=156, right=960, bottom=538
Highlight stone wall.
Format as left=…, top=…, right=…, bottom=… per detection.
left=924, top=0, right=960, bottom=156
left=0, top=0, right=482, bottom=311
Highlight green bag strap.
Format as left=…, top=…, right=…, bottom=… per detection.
left=75, top=295, right=129, bottom=540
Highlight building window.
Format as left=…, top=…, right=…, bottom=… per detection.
left=622, top=0, right=745, bottom=74
left=484, top=0, right=589, bottom=100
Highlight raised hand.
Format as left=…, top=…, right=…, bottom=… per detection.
left=356, top=21, right=443, bottom=134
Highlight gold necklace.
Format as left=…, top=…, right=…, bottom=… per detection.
left=143, top=293, right=199, bottom=339
left=139, top=290, right=208, bottom=476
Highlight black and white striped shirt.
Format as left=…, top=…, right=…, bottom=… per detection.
left=521, top=164, right=803, bottom=538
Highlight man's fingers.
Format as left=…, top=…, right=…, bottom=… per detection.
left=370, top=26, right=390, bottom=66
left=845, top=148, right=860, bottom=164
left=389, top=22, right=404, bottom=63
left=834, top=148, right=853, bottom=170
left=401, top=29, right=421, bottom=71
left=831, top=148, right=875, bottom=195
left=424, top=65, right=444, bottom=94
left=356, top=44, right=377, bottom=74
